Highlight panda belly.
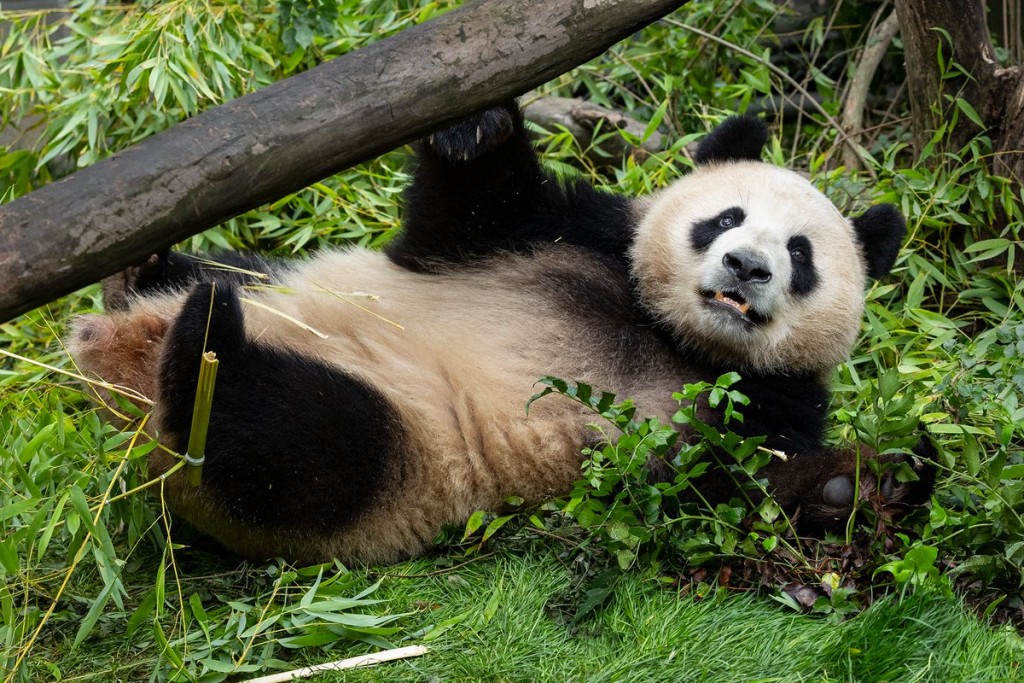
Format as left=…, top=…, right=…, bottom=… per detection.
left=144, top=247, right=675, bottom=563
left=260, top=254, right=591, bottom=487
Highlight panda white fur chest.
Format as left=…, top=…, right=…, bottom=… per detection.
left=69, top=103, right=927, bottom=565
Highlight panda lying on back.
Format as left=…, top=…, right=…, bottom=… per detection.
left=70, top=102, right=931, bottom=565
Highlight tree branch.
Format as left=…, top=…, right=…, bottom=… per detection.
left=840, top=9, right=900, bottom=171
left=0, top=0, right=687, bottom=323
left=521, top=95, right=664, bottom=163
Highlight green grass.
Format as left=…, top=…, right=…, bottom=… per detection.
left=336, top=549, right=1024, bottom=683
left=11, top=535, right=1022, bottom=682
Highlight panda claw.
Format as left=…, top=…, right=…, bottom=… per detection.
left=421, top=103, right=519, bottom=165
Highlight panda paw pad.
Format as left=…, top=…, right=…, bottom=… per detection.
left=814, top=448, right=935, bottom=520
left=101, top=253, right=166, bottom=311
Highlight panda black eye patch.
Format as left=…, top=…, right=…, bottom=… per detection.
left=690, top=207, right=745, bottom=252
left=788, top=235, right=818, bottom=295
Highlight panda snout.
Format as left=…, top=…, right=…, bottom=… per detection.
left=722, top=250, right=771, bottom=284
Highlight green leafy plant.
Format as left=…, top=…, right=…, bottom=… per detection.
left=875, top=540, right=944, bottom=592
left=528, top=374, right=787, bottom=577
left=153, top=563, right=407, bottom=681
left=277, top=0, right=341, bottom=53
left=0, top=0, right=426, bottom=254
left=922, top=325, right=1024, bottom=599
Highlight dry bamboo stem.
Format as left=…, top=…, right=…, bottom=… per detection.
left=242, top=645, right=429, bottom=683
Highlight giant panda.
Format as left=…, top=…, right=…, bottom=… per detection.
left=68, top=102, right=931, bottom=565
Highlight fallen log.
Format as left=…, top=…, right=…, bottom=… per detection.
left=0, top=0, right=687, bottom=323
left=522, top=94, right=664, bottom=163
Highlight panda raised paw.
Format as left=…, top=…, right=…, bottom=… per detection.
left=426, top=102, right=519, bottom=164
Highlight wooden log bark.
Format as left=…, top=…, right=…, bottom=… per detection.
left=0, top=0, right=688, bottom=323
left=992, top=66, right=1024, bottom=184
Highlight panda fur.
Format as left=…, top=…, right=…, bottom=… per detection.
left=68, top=102, right=927, bottom=565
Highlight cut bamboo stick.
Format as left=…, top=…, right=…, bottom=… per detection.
left=243, top=645, right=429, bottom=683
left=184, top=350, right=219, bottom=487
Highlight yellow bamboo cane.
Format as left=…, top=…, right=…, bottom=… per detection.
left=185, top=351, right=219, bottom=487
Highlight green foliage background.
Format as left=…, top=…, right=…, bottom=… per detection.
left=1, top=0, right=1023, bottom=680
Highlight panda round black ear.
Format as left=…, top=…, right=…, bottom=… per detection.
left=694, top=115, right=769, bottom=165
left=851, top=204, right=906, bottom=279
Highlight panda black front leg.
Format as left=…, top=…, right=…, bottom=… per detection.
left=388, top=101, right=551, bottom=269
left=390, top=100, right=636, bottom=270
left=758, top=439, right=936, bottom=535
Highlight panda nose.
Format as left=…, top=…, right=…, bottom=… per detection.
left=723, top=250, right=772, bottom=283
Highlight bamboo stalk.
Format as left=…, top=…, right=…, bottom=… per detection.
left=242, top=645, right=429, bottom=683
left=184, top=350, right=219, bottom=487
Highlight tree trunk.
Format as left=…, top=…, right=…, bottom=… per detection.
left=992, top=66, right=1024, bottom=185
left=895, top=0, right=1024, bottom=184
left=895, top=0, right=1001, bottom=150
left=0, top=0, right=688, bottom=324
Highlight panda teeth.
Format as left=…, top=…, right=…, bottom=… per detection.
left=714, top=291, right=751, bottom=314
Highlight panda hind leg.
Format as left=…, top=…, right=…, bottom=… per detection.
left=103, top=250, right=278, bottom=311
left=154, top=282, right=405, bottom=559
left=151, top=280, right=248, bottom=460
left=68, top=305, right=172, bottom=418
left=761, top=439, right=936, bottom=535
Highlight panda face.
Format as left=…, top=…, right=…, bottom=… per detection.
left=629, top=162, right=868, bottom=374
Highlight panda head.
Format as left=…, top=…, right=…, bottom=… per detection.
left=629, top=116, right=905, bottom=375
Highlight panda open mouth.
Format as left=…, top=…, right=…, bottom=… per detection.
left=702, top=290, right=768, bottom=325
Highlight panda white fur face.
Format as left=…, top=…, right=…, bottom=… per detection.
left=630, top=161, right=867, bottom=375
